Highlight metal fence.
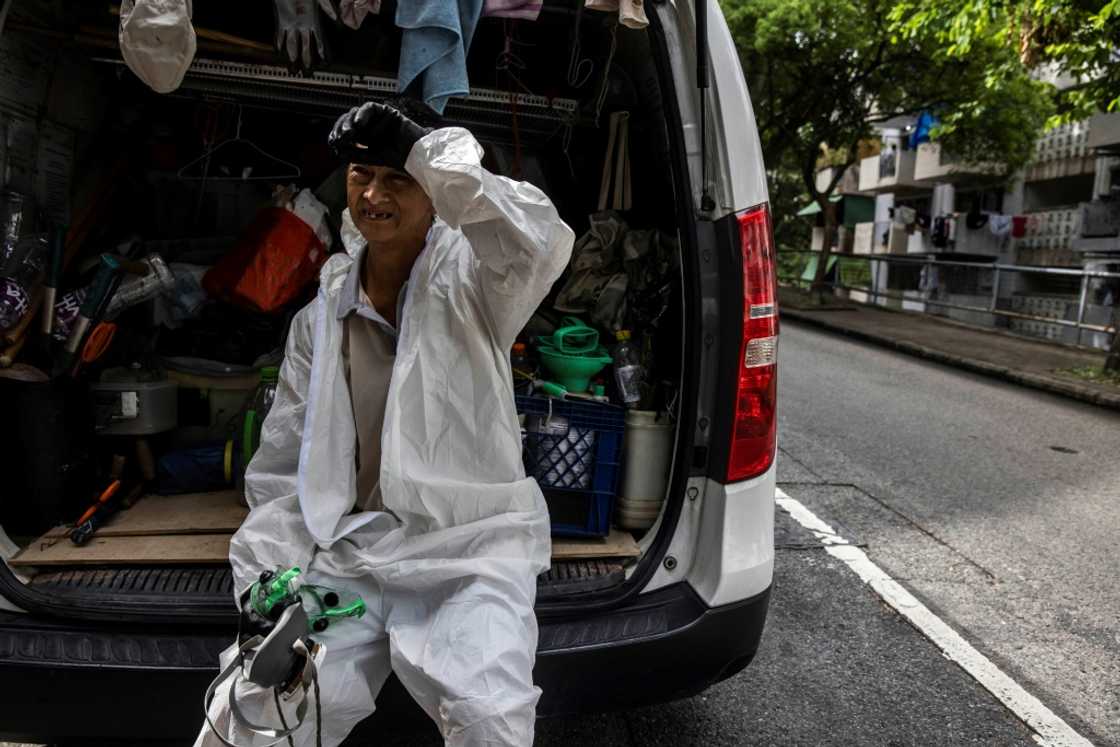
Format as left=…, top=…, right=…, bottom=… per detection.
left=777, top=250, right=1120, bottom=348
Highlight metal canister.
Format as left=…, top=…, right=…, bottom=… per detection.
left=103, top=254, right=176, bottom=319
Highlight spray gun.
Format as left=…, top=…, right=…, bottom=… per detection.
left=203, top=567, right=366, bottom=747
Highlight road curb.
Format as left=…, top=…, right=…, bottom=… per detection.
left=781, top=309, right=1120, bottom=412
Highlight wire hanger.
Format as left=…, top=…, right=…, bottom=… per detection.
left=177, top=105, right=302, bottom=181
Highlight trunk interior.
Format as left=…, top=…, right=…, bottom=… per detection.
left=0, top=0, right=692, bottom=619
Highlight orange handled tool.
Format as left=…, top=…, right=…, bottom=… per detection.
left=73, top=479, right=121, bottom=528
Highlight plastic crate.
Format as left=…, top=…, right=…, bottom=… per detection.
left=516, top=394, right=625, bottom=538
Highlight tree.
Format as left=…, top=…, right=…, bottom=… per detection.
left=891, top=0, right=1120, bottom=122
left=721, top=0, right=1053, bottom=298
left=891, top=0, right=1120, bottom=369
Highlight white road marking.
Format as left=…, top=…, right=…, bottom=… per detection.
left=776, top=489, right=1094, bottom=747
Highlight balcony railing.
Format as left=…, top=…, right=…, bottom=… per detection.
left=779, top=250, right=1119, bottom=347
left=913, top=143, right=1000, bottom=183
left=858, top=150, right=924, bottom=193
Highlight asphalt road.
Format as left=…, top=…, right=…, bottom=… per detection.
left=775, top=320, right=1120, bottom=745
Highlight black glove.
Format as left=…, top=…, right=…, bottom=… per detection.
left=328, top=101, right=432, bottom=171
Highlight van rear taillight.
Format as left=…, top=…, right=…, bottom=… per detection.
left=727, top=203, right=778, bottom=482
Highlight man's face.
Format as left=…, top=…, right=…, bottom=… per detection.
left=346, top=163, right=435, bottom=246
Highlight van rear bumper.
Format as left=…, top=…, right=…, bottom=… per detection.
left=0, top=583, right=769, bottom=743
left=535, top=583, right=770, bottom=715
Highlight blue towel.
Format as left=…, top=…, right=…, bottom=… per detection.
left=396, top=0, right=484, bottom=114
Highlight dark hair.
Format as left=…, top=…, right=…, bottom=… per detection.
left=381, top=96, right=444, bottom=130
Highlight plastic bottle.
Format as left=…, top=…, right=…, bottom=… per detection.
left=237, top=366, right=280, bottom=504
left=512, top=341, right=535, bottom=394
left=511, top=342, right=531, bottom=374
left=612, top=330, right=644, bottom=408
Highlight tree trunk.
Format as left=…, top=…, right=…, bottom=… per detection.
left=810, top=198, right=839, bottom=302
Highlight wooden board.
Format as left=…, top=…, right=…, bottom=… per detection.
left=43, top=490, right=248, bottom=539
left=13, top=530, right=639, bottom=566
left=10, top=533, right=231, bottom=567
left=550, top=529, right=641, bottom=560
left=14, top=486, right=638, bottom=566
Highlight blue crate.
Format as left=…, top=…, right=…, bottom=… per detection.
left=516, top=394, right=626, bottom=538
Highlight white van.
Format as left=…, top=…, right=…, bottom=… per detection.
left=0, top=0, right=776, bottom=740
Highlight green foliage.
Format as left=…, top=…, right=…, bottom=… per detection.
left=776, top=247, right=811, bottom=285
left=891, top=0, right=1120, bottom=122
left=767, top=157, right=813, bottom=252
left=1058, top=366, right=1120, bottom=387
left=720, top=0, right=1053, bottom=198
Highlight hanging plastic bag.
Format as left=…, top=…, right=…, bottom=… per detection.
left=119, top=0, right=197, bottom=94
left=203, top=189, right=331, bottom=314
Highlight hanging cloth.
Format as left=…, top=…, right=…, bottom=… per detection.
left=598, top=111, right=632, bottom=212
left=483, top=0, right=542, bottom=20
left=396, top=0, right=485, bottom=114
left=989, top=214, right=1012, bottom=238
left=335, top=0, right=382, bottom=30
left=908, top=110, right=938, bottom=150
left=119, top=0, right=197, bottom=94
left=965, top=210, right=989, bottom=231
left=585, top=0, right=648, bottom=29
left=931, top=216, right=949, bottom=248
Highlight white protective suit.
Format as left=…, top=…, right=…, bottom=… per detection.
left=197, top=127, right=574, bottom=747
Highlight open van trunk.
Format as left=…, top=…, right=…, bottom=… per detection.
left=0, top=1, right=697, bottom=622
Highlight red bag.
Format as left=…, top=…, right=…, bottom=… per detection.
left=203, top=207, right=328, bottom=313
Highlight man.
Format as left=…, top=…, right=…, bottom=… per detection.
left=198, top=100, right=574, bottom=746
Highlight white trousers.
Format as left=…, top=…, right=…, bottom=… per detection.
left=195, top=574, right=541, bottom=747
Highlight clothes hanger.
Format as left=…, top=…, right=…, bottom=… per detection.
left=177, top=105, right=302, bottom=182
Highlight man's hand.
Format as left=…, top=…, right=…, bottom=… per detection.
left=328, top=101, right=432, bottom=171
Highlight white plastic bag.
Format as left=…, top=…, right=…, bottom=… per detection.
left=119, top=0, right=197, bottom=94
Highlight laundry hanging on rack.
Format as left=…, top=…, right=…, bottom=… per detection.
left=482, top=0, right=542, bottom=20
left=396, top=0, right=485, bottom=114
left=585, top=0, right=648, bottom=29
left=989, top=214, right=1012, bottom=238
left=118, top=0, right=197, bottom=94
left=274, top=0, right=330, bottom=74
left=965, top=210, right=989, bottom=231
left=908, top=110, right=938, bottom=150
left=326, top=0, right=382, bottom=29
left=931, top=216, right=949, bottom=248
left=1011, top=215, right=1027, bottom=239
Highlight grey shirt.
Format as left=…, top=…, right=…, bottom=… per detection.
left=337, top=250, right=407, bottom=513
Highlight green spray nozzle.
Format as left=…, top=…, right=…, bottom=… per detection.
left=252, top=566, right=302, bottom=617
left=299, top=584, right=367, bottom=633
left=320, top=598, right=367, bottom=621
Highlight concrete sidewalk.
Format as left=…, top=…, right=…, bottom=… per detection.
left=778, top=290, right=1120, bottom=410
